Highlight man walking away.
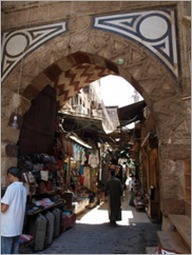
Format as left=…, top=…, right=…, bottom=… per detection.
left=105, top=170, right=123, bottom=226
left=1, top=167, right=27, bottom=254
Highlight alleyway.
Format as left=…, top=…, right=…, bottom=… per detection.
left=22, top=191, right=161, bottom=254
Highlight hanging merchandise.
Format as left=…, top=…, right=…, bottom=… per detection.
left=78, top=164, right=85, bottom=185
left=19, top=155, right=33, bottom=171
left=22, top=172, right=37, bottom=196
left=83, top=153, right=89, bottom=166
left=27, top=172, right=36, bottom=184
left=83, top=167, right=91, bottom=189
left=79, top=148, right=83, bottom=163
left=40, top=170, right=49, bottom=181
left=128, top=158, right=135, bottom=168
left=73, top=143, right=80, bottom=161
left=79, top=148, right=86, bottom=164
left=89, top=150, right=99, bottom=168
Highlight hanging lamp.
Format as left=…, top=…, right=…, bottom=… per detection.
left=10, top=8, right=30, bottom=129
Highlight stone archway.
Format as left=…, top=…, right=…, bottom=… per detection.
left=2, top=49, right=188, bottom=216
left=1, top=1, right=190, bottom=216
left=2, top=43, right=185, bottom=148
left=2, top=3, right=186, bottom=147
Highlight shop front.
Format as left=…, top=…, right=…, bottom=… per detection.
left=9, top=85, right=102, bottom=252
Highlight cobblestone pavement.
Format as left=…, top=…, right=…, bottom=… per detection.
left=22, top=192, right=161, bottom=254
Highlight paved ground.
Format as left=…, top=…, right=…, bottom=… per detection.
left=22, top=191, right=161, bottom=254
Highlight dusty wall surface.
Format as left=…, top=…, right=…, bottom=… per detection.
left=1, top=1, right=191, bottom=215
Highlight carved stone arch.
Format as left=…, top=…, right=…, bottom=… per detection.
left=2, top=21, right=183, bottom=146
left=1, top=2, right=184, bottom=149
left=1, top=7, right=185, bottom=148
left=1, top=1, right=190, bottom=216
left=20, top=47, right=182, bottom=145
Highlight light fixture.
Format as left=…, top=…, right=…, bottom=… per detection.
left=69, top=134, right=92, bottom=149
left=10, top=9, right=29, bottom=129
left=116, top=58, right=124, bottom=65
left=11, top=115, right=18, bottom=129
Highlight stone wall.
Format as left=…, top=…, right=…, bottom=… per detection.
left=1, top=1, right=191, bottom=216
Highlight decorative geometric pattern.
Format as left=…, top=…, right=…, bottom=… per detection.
left=55, top=62, right=115, bottom=106
left=93, top=9, right=178, bottom=77
left=23, top=52, right=116, bottom=107
left=1, top=22, right=66, bottom=82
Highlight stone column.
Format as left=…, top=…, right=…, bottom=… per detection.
left=1, top=93, right=31, bottom=187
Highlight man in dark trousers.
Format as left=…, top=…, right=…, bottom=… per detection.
left=104, top=170, right=123, bottom=226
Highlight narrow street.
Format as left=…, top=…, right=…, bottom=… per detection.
left=1, top=3, right=190, bottom=255
left=23, top=191, right=161, bottom=254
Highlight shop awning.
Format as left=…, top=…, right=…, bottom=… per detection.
left=58, top=113, right=117, bottom=145
left=61, top=114, right=107, bottom=134
left=117, top=100, right=146, bottom=127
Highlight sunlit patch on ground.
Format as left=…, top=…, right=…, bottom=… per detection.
left=76, top=193, right=149, bottom=226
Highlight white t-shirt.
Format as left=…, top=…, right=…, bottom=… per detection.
left=128, top=179, right=135, bottom=191
left=1, top=181, right=27, bottom=237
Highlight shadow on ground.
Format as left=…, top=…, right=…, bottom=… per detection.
left=22, top=220, right=160, bottom=254
left=22, top=192, right=161, bottom=254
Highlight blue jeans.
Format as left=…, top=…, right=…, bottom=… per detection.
left=1, top=235, right=20, bottom=254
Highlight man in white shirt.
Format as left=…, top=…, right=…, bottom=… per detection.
left=1, top=167, right=27, bottom=254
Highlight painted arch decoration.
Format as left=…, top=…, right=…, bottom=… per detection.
left=1, top=9, right=178, bottom=82
left=93, top=9, right=178, bottom=77
left=1, top=22, right=66, bottom=82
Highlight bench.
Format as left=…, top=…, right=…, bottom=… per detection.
left=168, top=214, right=191, bottom=247
left=157, top=230, right=191, bottom=254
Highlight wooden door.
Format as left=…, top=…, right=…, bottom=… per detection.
left=18, top=85, right=57, bottom=155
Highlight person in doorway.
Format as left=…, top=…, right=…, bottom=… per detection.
left=129, top=175, right=136, bottom=206
left=104, top=170, right=123, bottom=226
left=115, top=164, right=123, bottom=184
left=1, top=167, right=27, bottom=254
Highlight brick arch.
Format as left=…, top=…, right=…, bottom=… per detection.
left=2, top=10, right=182, bottom=139
left=1, top=1, right=190, bottom=218
left=1, top=1, right=184, bottom=146
left=1, top=10, right=184, bottom=148
left=20, top=47, right=182, bottom=144
left=2, top=27, right=182, bottom=147
left=23, top=51, right=148, bottom=110
left=23, top=52, right=119, bottom=109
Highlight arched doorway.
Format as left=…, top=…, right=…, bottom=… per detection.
left=1, top=1, right=190, bottom=219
